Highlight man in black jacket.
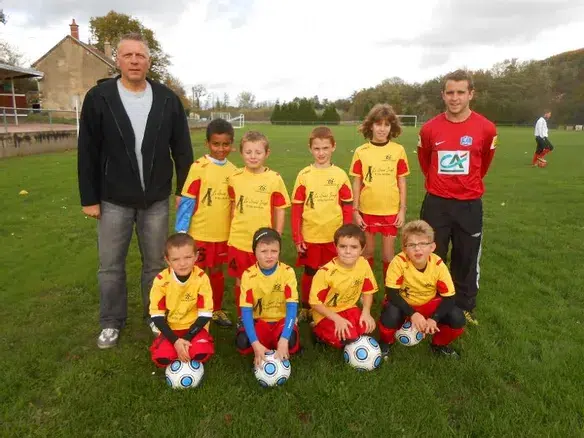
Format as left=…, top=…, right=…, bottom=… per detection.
left=78, top=33, right=193, bottom=349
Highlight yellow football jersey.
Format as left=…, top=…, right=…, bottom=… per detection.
left=292, top=165, right=353, bottom=243
left=309, top=257, right=378, bottom=325
left=385, top=252, right=455, bottom=306
left=181, top=155, right=237, bottom=242
left=240, top=263, right=299, bottom=322
left=149, top=266, right=213, bottom=331
left=349, top=142, right=410, bottom=215
left=228, top=168, right=291, bottom=252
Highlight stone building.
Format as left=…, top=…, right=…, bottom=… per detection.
left=31, top=19, right=116, bottom=110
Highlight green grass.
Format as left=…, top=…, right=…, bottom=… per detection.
left=1, top=124, right=584, bottom=437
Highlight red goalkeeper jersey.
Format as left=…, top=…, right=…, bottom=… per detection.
left=418, top=112, right=497, bottom=200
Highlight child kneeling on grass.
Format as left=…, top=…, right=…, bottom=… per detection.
left=309, top=224, right=378, bottom=348
left=236, top=228, right=301, bottom=367
left=378, top=220, right=466, bottom=358
left=149, top=233, right=215, bottom=366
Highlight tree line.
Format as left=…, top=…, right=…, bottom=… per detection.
left=2, top=9, right=583, bottom=124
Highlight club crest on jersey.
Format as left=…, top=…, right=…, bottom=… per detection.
left=460, top=135, right=473, bottom=147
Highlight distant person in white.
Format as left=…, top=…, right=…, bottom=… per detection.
left=532, top=110, right=554, bottom=166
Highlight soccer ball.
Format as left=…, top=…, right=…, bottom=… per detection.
left=343, top=336, right=382, bottom=371
left=254, top=350, right=291, bottom=388
left=165, top=359, right=204, bottom=389
left=395, top=320, right=425, bottom=346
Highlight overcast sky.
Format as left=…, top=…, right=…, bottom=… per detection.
left=2, top=0, right=583, bottom=104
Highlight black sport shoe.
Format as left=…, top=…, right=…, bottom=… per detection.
left=380, top=342, right=393, bottom=360
left=430, top=343, right=460, bottom=359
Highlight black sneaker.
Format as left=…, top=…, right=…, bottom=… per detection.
left=235, top=317, right=243, bottom=330
left=430, top=343, right=461, bottom=359
left=380, top=342, right=393, bottom=360
left=463, top=310, right=479, bottom=326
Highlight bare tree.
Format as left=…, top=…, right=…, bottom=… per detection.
left=237, top=91, right=256, bottom=109
left=191, top=84, right=207, bottom=110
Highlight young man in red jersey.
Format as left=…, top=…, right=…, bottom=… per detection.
left=417, top=70, right=497, bottom=326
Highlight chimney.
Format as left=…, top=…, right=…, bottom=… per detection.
left=69, top=19, right=79, bottom=39
left=104, top=41, right=112, bottom=59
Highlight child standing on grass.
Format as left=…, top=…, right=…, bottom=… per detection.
left=378, top=220, right=466, bottom=358
left=291, top=126, right=353, bottom=322
left=350, top=104, right=409, bottom=280
left=227, top=131, right=291, bottom=321
left=175, top=119, right=237, bottom=328
left=236, top=228, right=300, bottom=366
left=149, top=233, right=214, bottom=366
left=309, top=224, right=378, bottom=348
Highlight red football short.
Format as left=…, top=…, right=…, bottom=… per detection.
left=195, top=240, right=228, bottom=269
left=296, top=242, right=337, bottom=270
left=360, top=212, right=398, bottom=237
left=312, top=307, right=367, bottom=349
left=150, top=328, right=214, bottom=367
left=227, top=245, right=257, bottom=279
left=237, top=318, right=300, bottom=355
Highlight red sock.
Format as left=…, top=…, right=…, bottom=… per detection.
left=234, top=285, right=241, bottom=317
left=209, top=271, right=224, bottom=311
left=532, top=152, right=539, bottom=165
left=301, top=273, right=313, bottom=308
left=367, top=258, right=374, bottom=269
left=541, top=148, right=550, bottom=157
left=383, top=262, right=389, bottom=278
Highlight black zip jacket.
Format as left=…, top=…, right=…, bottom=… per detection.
left=77, top=77, right=193, bottom=209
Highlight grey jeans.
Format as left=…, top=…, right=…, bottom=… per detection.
left=98, top=199, right=169, bottom=329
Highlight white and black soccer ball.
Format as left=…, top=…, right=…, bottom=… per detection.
left=165, top=359, right=204, bottom=389
left=395, top=320, right=425, bottom=346
left=254, top=350, right=291, bottom=388
left=343, top=336, right=382, bottom=371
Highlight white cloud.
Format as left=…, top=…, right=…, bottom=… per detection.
left=2, top=0, right=583, bottom=102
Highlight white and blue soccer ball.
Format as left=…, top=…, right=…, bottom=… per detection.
left=343, top=336, right=382, bottom=371
left=165, top=359, right=204, bottom=389
left=254, top=350, right=291, bottom=388
left=395, top=320, right=425, bottom=346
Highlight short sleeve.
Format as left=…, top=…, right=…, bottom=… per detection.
left=349, top=149, right=362, bottom=177
left=397, top=147, right=410, bottom=177
left=272, top=174, right=291, bottom=208
left=361, top=263, right=378, bottom=295
left=385, top=255, right=406, bottom=288
left=436, top=259, right=455, bottom=297
left=196, top=271, right=214, bottom=317
left=284, top=267, right=299, bottom=303
left=149, top=272, right=167, bottom=317
left=181, top=162, right=202, bottom=198
left=309, top=268, right=330, bottom=306
left=338, top=171, right=353, bottom=202
left=240, top=272, right=254, bottom=308
left=291, top=173, right=306, bottom=205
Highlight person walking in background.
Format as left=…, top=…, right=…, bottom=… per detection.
left=532, top=110, right=554, bottom=167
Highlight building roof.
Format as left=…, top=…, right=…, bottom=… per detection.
left=0, top=63, right=44, bottom=80
left=31, top=35, right=116, bottom=70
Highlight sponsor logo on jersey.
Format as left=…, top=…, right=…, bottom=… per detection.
left=460, top=135, right=473, bottom=146
left=437, top=151, right=470, bottom=175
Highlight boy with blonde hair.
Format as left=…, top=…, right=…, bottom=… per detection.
left=227, top=131, right=291, bottom=318
left=378, top=220, right=466, bottom=358
left=149, top=233, right=215, bottom=366
left=176, top=118, right=237, bottom=327
left=291, top=126, right=353, bottom=322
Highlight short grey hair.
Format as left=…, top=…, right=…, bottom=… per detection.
left=117, top=32, right=151, bottom=58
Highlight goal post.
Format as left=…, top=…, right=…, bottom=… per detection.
left=210, top=112, right=245, bottom=129
left=397, top=115, right=418, bottom=127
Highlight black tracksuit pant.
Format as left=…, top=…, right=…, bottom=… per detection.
left=420, top=193, right=483, bottom=311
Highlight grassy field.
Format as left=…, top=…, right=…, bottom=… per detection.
left=1, top=124, right=584, bottom=437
